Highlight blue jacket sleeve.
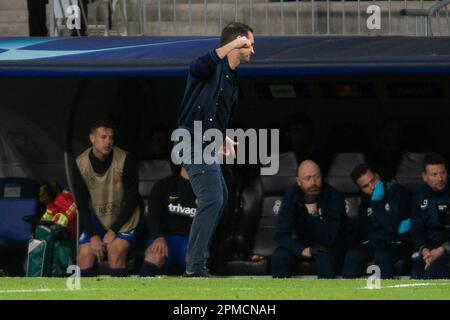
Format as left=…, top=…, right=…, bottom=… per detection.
left=275, top=188, right=307, bottom=256
left=305, top=190, right=346, bottom=247
left=189, top=50, right=221, bottom=80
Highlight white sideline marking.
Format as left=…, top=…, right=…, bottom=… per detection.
left=362, top=282, right=450, bottom=289
left=0, top=288, right=99, bottom=294
left=0, top=289, right=68, bottom=294
left=383, top=283, right=450, bottom=289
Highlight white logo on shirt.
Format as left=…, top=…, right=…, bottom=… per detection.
left=168, top=203, right=197, bottom=218
left=344, top=200, right=350, bottom=215
left=420, top=199, right=429, bottom=210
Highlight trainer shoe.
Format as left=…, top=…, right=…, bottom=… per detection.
left=182, top=270, right=210, bottom=278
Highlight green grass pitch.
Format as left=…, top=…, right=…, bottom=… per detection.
left=0, top=277, right=449, bottom=300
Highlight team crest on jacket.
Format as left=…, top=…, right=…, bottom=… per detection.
left=367, top=208, right=373, bottom=216
left=273, top=200, right=282, bottom=215
left=385, top=203, right=390, bottom=212
left=318, top=208, right=323, bottom=219
left=344, top=200, right=350, bottom=215
left=420, top=199, right=429, bottom=210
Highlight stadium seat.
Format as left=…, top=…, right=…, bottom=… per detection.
left=325, top=153, right=367, bottom=250
left=395, top=152, right=425, bottom=192
left=138, top=159, right=174, bottom=204
left=123, top=159, right=173, bottom=273
left=221, top=152, right=298, bottom=275
left=326, top=152, right=366, bottom=217
left=326, top=153, right=366, bottom=195
left=0, top=178, right=40, bottom=276
left=0, top=177, right=40, bottom=248
left=208, top=164, right=246, bottom=274
left=389, top=152, right=425, bottom=275
left=0, top=177, right=41, bottom=199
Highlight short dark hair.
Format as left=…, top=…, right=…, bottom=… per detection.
left=351, top=163, right=372, bottom=184
left=423, top=152, right=447, bottom=172
left=90, top=118, right=116, bottom=134
left=220, top=22, right=254, bottom=46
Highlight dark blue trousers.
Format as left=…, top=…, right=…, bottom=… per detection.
left=343, top=245, right=396, bottom=279
left=183, top=162, right=228, bottom=274
left=271, top=246, right=336, bottom=279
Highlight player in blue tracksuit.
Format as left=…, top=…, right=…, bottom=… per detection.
left=410, top=153, right=450, bottom=279
left=343, top=164, right=412, bottom=279
left=272, top=160, right=347, bottom=279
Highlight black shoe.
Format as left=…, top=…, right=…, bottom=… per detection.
left=182, top=270, right=210, bottom=278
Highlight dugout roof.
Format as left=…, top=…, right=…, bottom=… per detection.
left=1, top=36, right=450, bottom=77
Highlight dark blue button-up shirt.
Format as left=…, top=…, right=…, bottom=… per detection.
left=177, top=49, right=238, bottom=139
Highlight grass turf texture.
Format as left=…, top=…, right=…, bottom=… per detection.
left=0, top=277, right=449, bottom=300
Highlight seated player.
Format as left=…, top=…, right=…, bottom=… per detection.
left=139, top=167, right=197, bottom=276
left=75, top=119, right=141, bottom=277
left=411, top=152, right=450, bottom=279
left=343, top=163, right=412, bottom=279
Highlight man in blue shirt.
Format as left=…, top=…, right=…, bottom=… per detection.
left=174, top=22, right=255, bottom=277
left=343, top=163, right=412, bottom=279
left=411, top=152, right=450, bottom=279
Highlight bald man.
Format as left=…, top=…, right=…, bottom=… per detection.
left=272, top=160, right=347, bottom=278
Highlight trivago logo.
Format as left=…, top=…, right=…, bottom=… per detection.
left=168, top=203, right=197, bottom=218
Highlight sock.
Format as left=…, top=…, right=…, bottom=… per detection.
left=139, top=261, right=163, bottom=277
left=80, top=267, right=98, bottom=277
left=110, top=268, right=129, bottom=277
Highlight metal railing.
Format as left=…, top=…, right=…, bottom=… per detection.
left=48, top=0, right=137, bottom=36
left=48, top=0, right=450, bottom=36
left=401, top=0, right=450, bottom=35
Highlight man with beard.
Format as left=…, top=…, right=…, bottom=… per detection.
left=271, top=160, right=347, bottom=278
left=174, top=22, right=255, bottom=277
left=411, top=152, right=450, bottom=279
left=343, top=163, right=412, bottom=279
